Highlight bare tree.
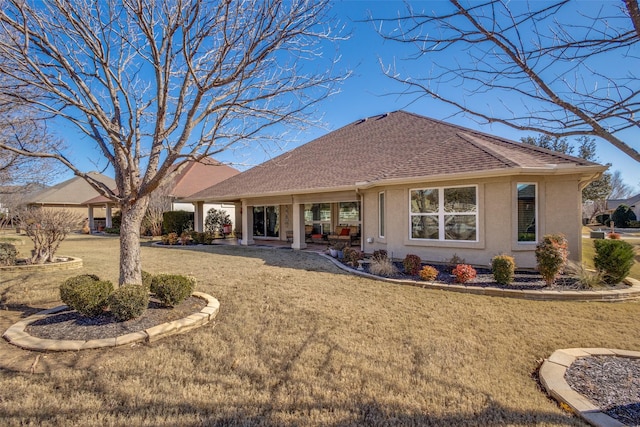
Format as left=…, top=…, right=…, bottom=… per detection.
left=609, top=170, right=634, bottom=199
left=16, top=207, right=83, bottom=264
left=375, top=0, right=640, bottom=162
left=0, top=0, right=345, bottom=285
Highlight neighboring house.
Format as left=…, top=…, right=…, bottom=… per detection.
left=83, top=158, right=239, bottom=231
left=27, top=172, right=116, bottom=229
left=185, top=111, right=606, bottom=269
left=0, top=183, right=47, bottom=224
left=607, top=193, right=640, bottom=222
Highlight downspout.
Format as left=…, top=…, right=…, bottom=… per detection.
left=355, top=187, right=364, bottom=252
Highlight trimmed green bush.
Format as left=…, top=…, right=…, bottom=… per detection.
left=141, top=270, right=154, bottom=290
left=150, top=274, right=195, bottom=307
left=109, top=285, right=149, bottom=321
left=0, top=242, right=17, bottom=266
left=60, top=275, right=113, bottom=317
left=162, top=211, right=194, bottom=235
left=611, top=204, right=637, bottom=228
left=403, top=254, right=422, bottom=275
left=593, top=239, right=635, bottom=284
left=491, top=254, right=516, bottom=286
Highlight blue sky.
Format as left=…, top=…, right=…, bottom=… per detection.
left=57, top=0, right=639, bottom=193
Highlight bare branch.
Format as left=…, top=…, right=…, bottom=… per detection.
left=375, top=0, right=640, bottom=162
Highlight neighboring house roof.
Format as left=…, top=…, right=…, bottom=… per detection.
left=169, top=157, right=239, bottom=198
left=82, top=158, right=239, bottom=205
left=607, top=193, right=640, bottom=211
left=185, top=110, right=605, bottom=202
left=27, top=172, right=116, bottom=206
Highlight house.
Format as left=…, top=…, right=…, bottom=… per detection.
left=83, top=159, right=239, bottom=232
left=27, top=172, right=116, bottom=229
left=184, top=111, right=606, bottom=268
left=607, top=193, right=640, bottom=223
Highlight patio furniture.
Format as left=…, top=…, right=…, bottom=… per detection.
left=327, top=225, right=359, bottom=246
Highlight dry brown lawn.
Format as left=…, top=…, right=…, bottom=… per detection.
left=1, top=233, right=639, bottom=426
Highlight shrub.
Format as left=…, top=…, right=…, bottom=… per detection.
left=167, top=232, right=179, bottom=245
left=419, top=265, right=438, bottom=282
left=162, top=211, right=194, bottom=235
left=60, top=275, right=113, bottom=317
left=593, top=239, right=635, bottom=284
left=103, top=227, right=120, bottom=234
left=141, top=270, right=154, bottom=290
left=491, top=254, right=516, bottom=286
left=611, top=204, right=637, bottom=228
left=343, top=247, right=363, bottom=267
left=630, top=220, right=640, bottom=228
left=372, top=249, right=388, bottom=262
left=109, top=285, right=149, bottom=321
left=607, top=232, right=621, bottom=239
left=0, top=243, right=17, bottom=266
left=179, top=231, right=190, bottom=245
left=204, top=208, right=231, bottom=234
left=565, top=261, right=604, bottom=289
left=595, top=214, right=610, bottom=226
left=403, top=254, right=422, bottom=275
left=452, top=264, right=477, bottom=283
left=369, top=257, right=398, bottom=277
left=535, top=233, right=569, bottom=285
left=16, top=207, right=83, bottom=264
left=150, top=274, right=195, bottom=307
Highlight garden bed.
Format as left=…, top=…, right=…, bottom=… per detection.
left=348, top=259, right=629, bottom=291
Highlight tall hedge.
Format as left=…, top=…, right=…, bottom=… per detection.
left=611, top=204, right=637, bottom=228
left=593, top=239, right=635, bottom=284
left=162, top=211, right=194, bottom=235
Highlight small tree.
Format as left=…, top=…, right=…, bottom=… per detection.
left=16, top=207, right=82, bottom=264
left=205, top=208, right=231, bottom=234
left=611, top=204, right=637, bottom=228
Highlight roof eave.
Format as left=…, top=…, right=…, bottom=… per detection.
left=355, top=164, right=609, bottom=189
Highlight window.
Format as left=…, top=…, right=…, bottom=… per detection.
left=379, top=192, right=385, bottom=238
left=410, top=186, right=477, bottom=241
left=304, top=203, right=330, bottom=234
left=517, top=183, right=536, bottom=242
left=253, top=205, right=279, bottom=237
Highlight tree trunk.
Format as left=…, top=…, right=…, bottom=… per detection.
left=119, top=197, right=149, bottom=286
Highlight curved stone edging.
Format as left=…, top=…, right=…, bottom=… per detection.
left=539, top=348, right=640, bottom=427
left=320, top=253, right=640, bottom=302
left=0, top=256, right=83, bottom=272
left=2, top=291, right=220, bottom=352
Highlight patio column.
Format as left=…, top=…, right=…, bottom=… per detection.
left=88, top=205, right=95, bottom=231
left=291, top=202, right=307, bottom=250
left=241, top=200, right=254, bottom=245
left=105, top=204, right=112, bottom=228
left=193, top=201, right=204, bottom=232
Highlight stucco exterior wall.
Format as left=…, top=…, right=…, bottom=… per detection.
left=361, top=174, right=585, bottom=269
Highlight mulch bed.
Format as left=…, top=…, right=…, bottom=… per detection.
left=24, top=296, right=207, bottom=341
left=565, top=356, right=640, bottom=426
left=355, top=261, right=629, bottom=291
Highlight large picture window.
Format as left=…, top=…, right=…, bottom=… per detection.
left=517, top=183, right=536, bottom=242
left=410, top=186, right=477, bottom=241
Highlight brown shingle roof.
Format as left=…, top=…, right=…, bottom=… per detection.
left=186, top=111, right=603, bottom=201
left=28, top=172, right=116, bottom=206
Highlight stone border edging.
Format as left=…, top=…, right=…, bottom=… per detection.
left=539, top=348, right=640, bottom=427
left=2, top=291, right=219, bottom=352
left=319, top=253, right=640, bottom=302
left=0, top=256, right=82, bottom=272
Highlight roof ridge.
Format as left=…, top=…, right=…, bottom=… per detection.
left=457, top=132, right=520, bottom=167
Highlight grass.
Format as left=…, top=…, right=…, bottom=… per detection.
left=1, top=233, right=639, bottom=426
